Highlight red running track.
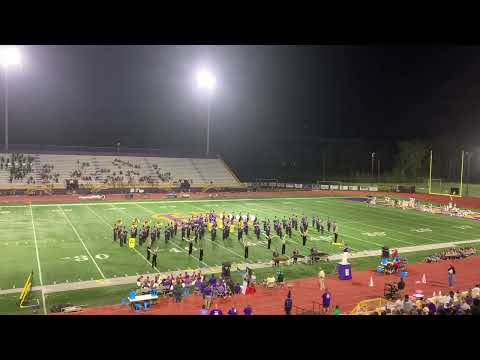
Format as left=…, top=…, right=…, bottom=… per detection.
left=58, top=256, right=480, bottom=315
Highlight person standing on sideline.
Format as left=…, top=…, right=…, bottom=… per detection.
left=448, top=264, right=456, bottom=288
left=318, top=269, right=326, bottom=290
left=322, top=289, right=331, bottom=314
left=244, top=304, right=253, bottom=315
left=284, top=290, right=293, bottom=315
left=150, top=247, right=158, bottom=268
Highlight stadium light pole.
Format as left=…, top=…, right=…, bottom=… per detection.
left=465, top=151, right=474, bottom=196
left=0, top=47, right=21, bottom=152
left=371, top=152, right=376, bottom=179
left=196, top=69, right=216, bottom=156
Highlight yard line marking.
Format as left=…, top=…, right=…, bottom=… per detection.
left=29, top=204, right=47, bottom=315
left=58, top=206, right=106, bottom=279
left=85, top=205, right=161, bottom=273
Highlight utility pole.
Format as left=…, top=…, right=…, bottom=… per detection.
left=377, top=159, right=380, bottom=182
left=322, top=152, right=326, bottom=182
left=371, top=152, right=376, bottom=179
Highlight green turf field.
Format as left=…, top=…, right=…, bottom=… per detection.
left=1, top=195, right=480, bottom=313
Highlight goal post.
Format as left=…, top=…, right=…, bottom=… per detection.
left=428, top=149, right=464, bottom=197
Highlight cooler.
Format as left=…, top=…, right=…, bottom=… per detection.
left=337, top=262, right=352, bottom=280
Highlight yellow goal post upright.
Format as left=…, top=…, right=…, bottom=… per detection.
left=18, top=271, right=39, bottom=309
left=428, top=149, right=464, bottom=198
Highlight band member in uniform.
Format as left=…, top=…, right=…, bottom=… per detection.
left=146, top=236, right=152, bottom=260
left=301, top=226, right=308, bottom=246
left=334, top=225, right=339, bottom=243
left=321, top=219, right=325, bottom=235
left=174, top=222, right=178, bottom=236
left=150, top=247, right=158, bottom=268
left=113, top=222, right=119, bottom=242
left=273, top=249, right=280, bottom=267
left=292, top=249, right=299, bottom=264
left=188, top=239, right=193, bottom=256
left=281, top=235, right=287, bottom=255
left=211, top=224, right=217, bottom=241
left=199, top=247, right=204, bottom=261
left=327, top=218, right=331, bottom=232
left=244, top=239, right=249, bottom=259
left=238, top=224, right=243, bottom=241
left=265, top=232, right=272, bottom=249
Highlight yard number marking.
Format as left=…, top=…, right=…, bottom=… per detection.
left=362, top=232, right=386, bottom=237
left=411, top=228, right=432, bottom=233
left=454, top=225, right=472, bottom=230
left=63, top=254, right=109, bottom=262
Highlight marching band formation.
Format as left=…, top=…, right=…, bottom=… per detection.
left=112, top=211, right=341, bottom=267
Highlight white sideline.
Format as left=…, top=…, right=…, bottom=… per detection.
left=29, top=205, right=47, bottom=315
left=1, top=238, right=479, bottom=297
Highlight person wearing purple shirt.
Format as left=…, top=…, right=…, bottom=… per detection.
left=210, top=304, right=223, bottom=315
left=244, top=305, right=253, bottom=315
left=227, top=307, right=237, bottom=315
left=200, top=305, right=209, bottom=315
left=426, top=301, right=436, bottom=315
left=234, top=283, right=242, bottom=294
left=203, top=285, right=213, bottom=308
left=209, top=274, right=217, bottom=287
left=322, top=289, right=331, bottom=314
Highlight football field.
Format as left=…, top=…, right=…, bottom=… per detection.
left=1, top=195, right=480, bottom=294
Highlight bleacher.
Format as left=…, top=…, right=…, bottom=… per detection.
left=0, top=152, right=241, bottom=189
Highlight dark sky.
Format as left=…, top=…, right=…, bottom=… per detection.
left=2, top=45, right=480, bottom=153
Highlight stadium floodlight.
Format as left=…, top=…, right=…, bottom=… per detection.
left=0, top=47, right=21, bottom=68
left=0, top=47, right=22, bottom=151
left=196, top=69, right=216, bottom=91
left=196, top=68, right=216, bottom=156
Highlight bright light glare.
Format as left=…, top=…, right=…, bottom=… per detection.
left=196, top=69, right=216, bottom=91
left=0, top=47, right=21, bottom=68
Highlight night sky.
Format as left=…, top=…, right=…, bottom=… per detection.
left=2, top=45, right=480, bottom=153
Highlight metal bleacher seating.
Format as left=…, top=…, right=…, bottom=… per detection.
left=0, top=152, right=241, bottom=188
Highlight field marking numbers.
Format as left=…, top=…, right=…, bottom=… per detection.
left=29, top=204, right=47, bottom=315
left=411, top=228, right=432, bottom=233
left=454, top=225, right=472, bottom=230
left=58, top=206, right=105, bottom=279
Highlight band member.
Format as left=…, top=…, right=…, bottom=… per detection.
left=174, top=222, right=178, bottom=236
left=273, top=249, right=280, bottom=267
left=181, top=223, right=186, bottom=239
left=316, top=218, right=321, bottom=233
left=254, top=223, right=260, bottom=240
left=334, top=225, right=339, bottom=243
left=238, top=224, right=243, bottom=241
left=292, top=249, right=299, bottom=264
left=244, top=240, right=249, bottom=259
left=165, top=228, right=170, bottom=243
left=199, top=247, right=204, bottom=261
left=243, top=221, right=249, bottom=236
left=265, top=232, right=272, bottom=249
left=211, top=224, right=217, bottom=241
left=321, top=219, right=325, bottom=235
left=327, top=218, right=331, bottom=232
left=113, top=223, right=118, bottom=242
left=188, top=239, right=193, bottom=256
left=301, top=226, right=308, bottom=246
left=150, top=247, right=158, bottom=268
left=146, top=237, right=152, bottom=260
left=281, top=235, right=287, bottom=255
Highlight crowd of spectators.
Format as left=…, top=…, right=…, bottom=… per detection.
left=425, top=247, right=476, bottom=263
left=40, top=164, right=60, bottom=183
left=1, top=153, right=35, bottom=182
left=387, top=285, right=480, bottom=315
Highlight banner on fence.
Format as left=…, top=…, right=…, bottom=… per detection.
left=286, top=183, right=294, bottom=189
left=330, top=185, right=339, bottom=190
left=368, top=186, right=378, bottom=191
left=320, top=185, right=330, bottom=190
left=295, top=184, right=303, bottom=189
left=348, top=186, right=358, bottom=191
left=341, top=185, right=349, bottom=190
left=359, top=186, right=369, bottom=191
